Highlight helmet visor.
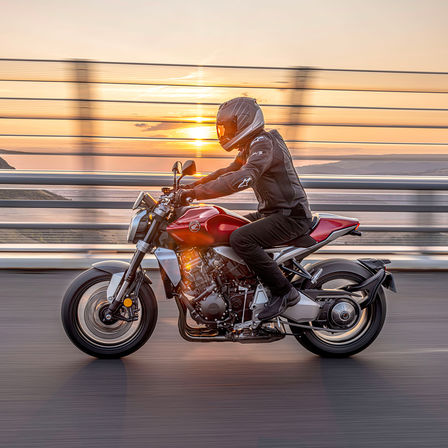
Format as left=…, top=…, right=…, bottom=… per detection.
left=217, top=124, right=226, bottom=139
left=216, top=118, right=237, bottom=145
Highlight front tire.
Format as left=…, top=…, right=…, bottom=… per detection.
left=291, top=259, right=387, bottom=358
left=61, top=268, right=158, bottom=358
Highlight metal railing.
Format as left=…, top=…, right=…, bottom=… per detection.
left=1, top=58, right=448, bottom=252
left=2, top=58, right=448, bottom=159
left=0, top=171, right=447, bottom=235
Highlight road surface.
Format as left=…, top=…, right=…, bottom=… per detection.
left=1, top=270, right=447, bottom=447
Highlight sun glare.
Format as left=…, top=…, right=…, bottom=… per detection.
left=187, top=125, right=211, bottom=141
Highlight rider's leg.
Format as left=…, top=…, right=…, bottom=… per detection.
left=230, top=213, right=312, bottom=320
left=244, top=211, right=263, bottom=222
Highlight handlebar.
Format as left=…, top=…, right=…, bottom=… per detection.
left=158, top=189, right=194, bottom=208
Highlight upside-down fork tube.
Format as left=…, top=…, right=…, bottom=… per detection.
left=174, top=296, right=229, bottom=342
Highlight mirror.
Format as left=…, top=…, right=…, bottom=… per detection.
left=172, top=161, right=182, bottom=174
left=182, top=160, right=196, bottom=176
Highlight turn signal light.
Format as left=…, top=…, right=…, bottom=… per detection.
left=123, top=298, right=133, bottom=308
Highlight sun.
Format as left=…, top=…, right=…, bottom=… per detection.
left=184, top=117, right=215, bottom=148
left=187, top=124, right=212, bottom=141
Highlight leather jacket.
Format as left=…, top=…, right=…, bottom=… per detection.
left=189, top=129, right=312, bottom=219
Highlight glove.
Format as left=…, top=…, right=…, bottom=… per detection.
left=180, top=182, right=196, bottom=190
left=174, top=189, right=194, bottom=206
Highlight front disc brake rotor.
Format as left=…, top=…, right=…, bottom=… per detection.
left=77, top=282, right=142, bottom=346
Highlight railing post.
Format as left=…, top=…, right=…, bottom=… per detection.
left=416, top=190, right=437, bottom=251
left=71, top=59, right=96, bottom=247
left=288, top=67, right=312, bottom=159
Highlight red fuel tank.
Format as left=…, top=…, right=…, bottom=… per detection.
left=167, top=206, right=250, bottom=247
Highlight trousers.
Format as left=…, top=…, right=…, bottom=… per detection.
left=229, top=211, right=312, bottom=296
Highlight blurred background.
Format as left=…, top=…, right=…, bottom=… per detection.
left=2, top=2, right=448, bottom=447
left=2, top=60, right=448, bottom=251
left=1, top=1, right=448, bottom=252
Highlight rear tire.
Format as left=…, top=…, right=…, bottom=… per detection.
left=291, top=259, right=386, bottom=358
left=61, top=268, right=158, bottom=358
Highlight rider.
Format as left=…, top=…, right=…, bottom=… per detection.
left=178, top=97, right=313, bottom=321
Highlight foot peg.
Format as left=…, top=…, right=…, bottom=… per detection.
left=310, top=268, right=323, bottom=285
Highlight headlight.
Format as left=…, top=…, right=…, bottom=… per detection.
left=132, top=191, right=157, bottom=210
left=127, top=209, right=150, bottom=243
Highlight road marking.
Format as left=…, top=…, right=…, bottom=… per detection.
left=372, top=348, right=448, bottom=356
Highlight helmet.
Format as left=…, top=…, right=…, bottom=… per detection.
left=216, top=97, right=264, bottom=151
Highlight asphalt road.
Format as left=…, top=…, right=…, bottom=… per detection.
left=1, top=270, right=448, bottom=448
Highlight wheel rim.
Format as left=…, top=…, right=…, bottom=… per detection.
left=310, top=276, right=375, bottom=345
left=76, top=281, right=143, bottom=347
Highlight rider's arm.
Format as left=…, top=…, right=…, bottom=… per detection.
left=191, top=135, right=273, bottom=200
left=184, top=153, right=244, bottom=189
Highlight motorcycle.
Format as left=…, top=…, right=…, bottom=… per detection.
left=61, top=160, right=396, bottom=358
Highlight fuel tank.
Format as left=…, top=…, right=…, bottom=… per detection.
left=167, top=206, right=250, bottom=247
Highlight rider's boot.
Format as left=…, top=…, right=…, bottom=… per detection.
left=258, top=287, right=300, bottom=321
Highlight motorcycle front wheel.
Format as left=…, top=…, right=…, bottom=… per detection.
left=61, top=268, right=158, bottom=358
left=291, top=259, right=387, bottom=358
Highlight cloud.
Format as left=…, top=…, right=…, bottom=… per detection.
left=134, top=122, right=181, bottom=132
left=134, top=118, right=214, bottom=133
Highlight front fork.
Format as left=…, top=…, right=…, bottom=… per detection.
left=104, top=216, right=162, bottom=320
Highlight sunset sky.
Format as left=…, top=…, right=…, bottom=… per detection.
left=1, top=0, right=448, bottom=172
left=2, top=0, right=448, bottom=71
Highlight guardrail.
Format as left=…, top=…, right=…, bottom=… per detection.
left=1, top=59, right=448, bottom=252
left=1, top=170, right=447, bottom=234
left=1, top=171, right=448, bottom=189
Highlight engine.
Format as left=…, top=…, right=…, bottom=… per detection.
left=178, top=248, right=255, bottom=323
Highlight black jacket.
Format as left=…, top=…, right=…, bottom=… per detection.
left=190, top=130, right=312, bottom=218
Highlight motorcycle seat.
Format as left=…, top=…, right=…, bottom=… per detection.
left=270, top=214, right=320, bottom=249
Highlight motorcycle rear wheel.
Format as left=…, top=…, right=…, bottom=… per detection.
left=61, top=268, right=158, bottom=358
left=291, top=259, right=386, bottom=358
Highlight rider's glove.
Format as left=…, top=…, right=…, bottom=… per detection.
left=180, top=181, right=199, bottom=190
left=175, top=189, right=194, bottom=206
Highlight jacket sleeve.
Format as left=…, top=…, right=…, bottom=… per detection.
left=184, top=153, right=243, bottom=189
left=192, top=135, right=274, bottom=200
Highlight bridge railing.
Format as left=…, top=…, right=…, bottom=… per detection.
left=2, top=58, right=448, bottom=162
left=1, top=59, right=448, bottom=253
left=0, top=171, right=447, bottom=239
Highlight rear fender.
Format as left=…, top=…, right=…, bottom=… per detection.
left=343, top=269, right=386, bottom=309
left=343, top=258, right=397, bottom=308
left=301, top=258, right=394, bottom=310
left=357, top=258, right=397, bottom=293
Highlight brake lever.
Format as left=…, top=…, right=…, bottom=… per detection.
left=172, top=194, right=193, bottom=207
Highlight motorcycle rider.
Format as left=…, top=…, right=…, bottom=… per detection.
left=178, top=97, right=313, bottom=321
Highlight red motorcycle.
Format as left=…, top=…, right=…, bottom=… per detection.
left=62, top=160, right=396, bottom=358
